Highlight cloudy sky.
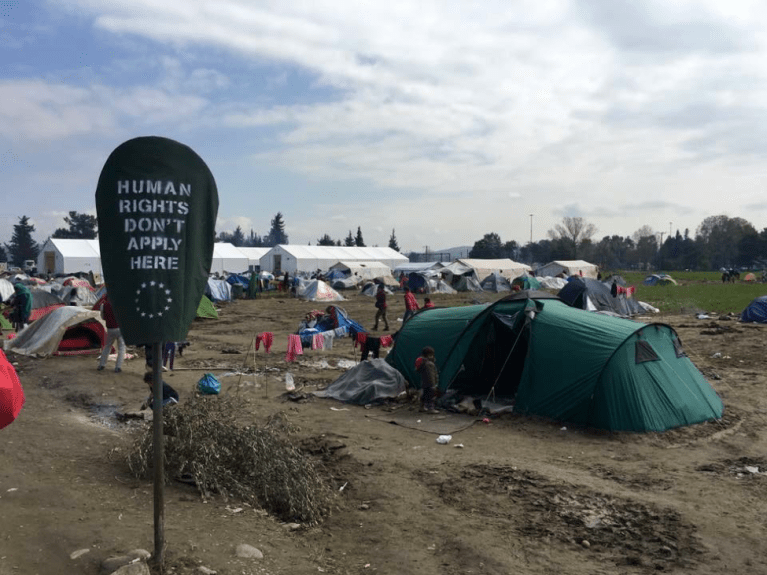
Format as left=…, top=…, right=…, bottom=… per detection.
left=3, top=0, right=767, bottom=252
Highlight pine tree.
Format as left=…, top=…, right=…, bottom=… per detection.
left=388, top=228, right=400, bottom=252
left=231, top=226, right=245, bottom=247
left=317, top=234, right=336, bottom=246
left=246, top=229, right=264, bottom=247
left=0, top=244, right=6, bottom=263
left=6, top=216, right=40, bottom=267
left=344, top=230, right=355, bottom=247
left=266, top=212, right=289, bottom=246
left=355, top=226, right=365, bottom=247
left=52, top=211, right=98, bottom=239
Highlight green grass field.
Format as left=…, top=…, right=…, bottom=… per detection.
left=605, top=270, right=767, bottom=315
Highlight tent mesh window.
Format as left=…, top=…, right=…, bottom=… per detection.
left=672, top=336, right=687, bottom=358
left=635, top=340, right=660, bottom=364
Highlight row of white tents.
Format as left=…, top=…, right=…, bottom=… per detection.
left=37, top=239, right=599, bottom=283
left=37, top=240, right=410, bottom=276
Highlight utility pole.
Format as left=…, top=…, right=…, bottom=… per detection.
left=529, top=214, right=534, bottom=244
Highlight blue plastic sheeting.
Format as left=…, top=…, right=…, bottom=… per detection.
left=206, top=279, right=232, bottom=302
left=226, top=274, right=250, bottom=288
left=741, top=296, right=767, bottom=323
left=325, top=269, right=346, bottom=280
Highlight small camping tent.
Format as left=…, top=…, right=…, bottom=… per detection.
left=480, top=273, right=513, bottom=292
left=4, top=306, right=106, bottom=356
left=741, top=296, right=767, bottom=323
left=558, top=277, right=644, bottom=317
left=299, top=280, right=344, bottom=302
left=511, top=275, right=541, bottom=291
left=386, top=292, right=723, bottom=432
left=744, top=273, right=757, bottom=282
left=536, top=260, right=598, bottom=279
left=329, top=261, right=392, bottom=281
left=644, top=274, right=677, bottom=286
left=197, top=295, right=218, bottom=319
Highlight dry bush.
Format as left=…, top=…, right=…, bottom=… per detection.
left=127, top=395, right=331, bottom=525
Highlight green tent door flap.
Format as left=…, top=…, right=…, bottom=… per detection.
left=386, top=293, right=723, bottom=432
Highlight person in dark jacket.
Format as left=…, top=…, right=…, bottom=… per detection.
left=10, top=284, right=32, bottom=332
left=415, top=346, right=439, bottom=413
left=373, top=284, right=389, bottom=331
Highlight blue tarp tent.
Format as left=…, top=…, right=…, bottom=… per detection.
left=741, top=296, right=767, bottom=323
left=206, top=278, right=232, bottom=302
left=226, top=274, right=250, bottom=288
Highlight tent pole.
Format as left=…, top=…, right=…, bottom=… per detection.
left=151, top=342, right=165, bottom=569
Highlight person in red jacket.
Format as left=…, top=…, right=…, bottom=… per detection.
left=373, top=284, right=389, bottom=331
left=423, top=297, right=435, bottom=309
left=97, top=295, right=126, bottom=373
left=403, top=287, right=419, bottom=323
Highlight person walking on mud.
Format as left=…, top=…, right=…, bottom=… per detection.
left=416, top=346, right=439, bottom=413
left=373, top=284, right=390, bottom=331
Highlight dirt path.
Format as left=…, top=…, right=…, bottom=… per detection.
left=2, top=292, right=767, bottom=574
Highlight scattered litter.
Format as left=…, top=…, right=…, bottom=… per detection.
left=455, top=444, right=464, bottom=448
left=696, top=314, right=711, bottom=320
left=560, top=426, right=567, bottom=431
left=6, top=488, right=17, bottom=492
left=336, top=360, right=357, bottom=369
left=482, top=418, right=491, bottom=424
left=339, top=482, right=348, bottom=491
left=226, top=506, right=244, bottom=514
left=70, top=549, right=90, bottom=560
left=285, top=372, right=295, bottom=391
left=330, top=407, right=349, bottom=411
left=711, top=352, right=722, bottom=358
left=745, top=466, right=760, bottom=474
left=436, top=435, right=452, bottom=444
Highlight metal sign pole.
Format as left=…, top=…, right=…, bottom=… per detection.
left=152, top=342, right=165, bottom=568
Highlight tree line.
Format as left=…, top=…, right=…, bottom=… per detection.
left=469, top=215, right=767, bottom=271
left=1, top=211, right=403, bottom=267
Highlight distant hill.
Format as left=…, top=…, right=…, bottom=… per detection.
left=432, top=245, right=472, bottom=260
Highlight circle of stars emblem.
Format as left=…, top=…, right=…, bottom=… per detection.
left=134, top=280, right=173, bottom=319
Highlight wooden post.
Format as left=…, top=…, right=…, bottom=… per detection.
left=152, top=342, right=165, bottom=569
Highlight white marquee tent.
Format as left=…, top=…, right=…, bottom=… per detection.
left=211, top=243, right=250, bottom=274
left=38, top=239, right=102, bottom=275
left=238, top=247, right=270, bottom=271
left=261, top=245, right=408, bottom=275
left=453, top=258, right=531, bottom=280
left=329, top=261, right=392, bottom=281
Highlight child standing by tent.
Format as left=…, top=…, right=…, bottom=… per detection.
left=403, top=287, right=419, bottom=323
left=415, top=346, right=439, bottom=413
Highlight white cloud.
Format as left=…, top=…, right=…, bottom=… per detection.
left=4, top=1, right=767, bottom=247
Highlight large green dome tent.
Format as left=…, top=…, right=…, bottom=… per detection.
left=386, top=291, right=723, bottom=432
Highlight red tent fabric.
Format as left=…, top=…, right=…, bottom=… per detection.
left=0, top=349, right=24, bottom=430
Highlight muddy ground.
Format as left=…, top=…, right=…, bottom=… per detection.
left=1, top=291, right=767, bottom=575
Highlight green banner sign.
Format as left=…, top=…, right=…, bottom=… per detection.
left=96, top=137, right=218, bottom=345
